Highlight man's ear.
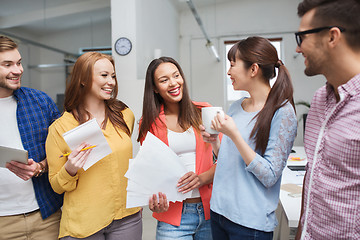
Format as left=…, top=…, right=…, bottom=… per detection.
left=328, top=27, right=342, bottom=48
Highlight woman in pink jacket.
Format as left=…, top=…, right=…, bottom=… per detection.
left=137, top=57, right=216, bottom=240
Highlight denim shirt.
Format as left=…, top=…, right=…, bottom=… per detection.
left=211, top=98, right=297, bottom=232
left=13, top=87, right=63, bottom=219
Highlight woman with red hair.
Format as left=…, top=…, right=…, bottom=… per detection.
left=46, top=52, right=142, bottom=239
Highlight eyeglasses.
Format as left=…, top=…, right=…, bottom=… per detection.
left=295, top=26, right=346, bottom=47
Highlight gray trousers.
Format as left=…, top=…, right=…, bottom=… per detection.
left=61, top=211, right=142, bottom=240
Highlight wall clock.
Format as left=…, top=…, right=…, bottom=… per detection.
left=114, top=37, right=132, bottom=56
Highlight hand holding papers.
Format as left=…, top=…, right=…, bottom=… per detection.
left=125, top=132, right=192, bottom=208
left=62, top=118, right=112, bottom=171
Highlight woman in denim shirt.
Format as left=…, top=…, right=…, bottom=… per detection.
left=202, top=37, right=298, bottom=240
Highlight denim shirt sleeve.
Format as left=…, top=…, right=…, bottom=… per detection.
left=14, top=87, right=63, bottom=219
left=245, top=103, right=297, bottom=188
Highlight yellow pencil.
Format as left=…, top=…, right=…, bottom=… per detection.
left=59, top=145, right=97, bottom=158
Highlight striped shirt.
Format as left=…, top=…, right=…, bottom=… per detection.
left=13, top=87, right=63, bottom=219
left=300, top=73, right=360, bottom=239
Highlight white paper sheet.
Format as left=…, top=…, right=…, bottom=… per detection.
left=126, top=192, right=150, bottom=208
left=125, top=132, right=192, bottom=208
left=63, top=118, right=112, bottom=170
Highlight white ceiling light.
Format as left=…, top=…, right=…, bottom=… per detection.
left=186, top=0, right=220, bottom=62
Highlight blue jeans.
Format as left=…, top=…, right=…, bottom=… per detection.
left=156, top=202, right=212, bottom=240
left=210, top=210, right=273, bottom=240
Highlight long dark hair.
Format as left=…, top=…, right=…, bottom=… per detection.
left=137, top=57, right=201, bottom=142
left=64, top=52, right=130, bottom=136
left=228, top=37, right=295, bottom=154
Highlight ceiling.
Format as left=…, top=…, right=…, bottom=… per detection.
left=0, top=0, right=111, bottom=36
left=170, top=0, right=235, bottom=11
left=0, top=0, right=234, bottom=36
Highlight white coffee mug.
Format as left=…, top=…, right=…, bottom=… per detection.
left=202, top=107, right=225, bottom=135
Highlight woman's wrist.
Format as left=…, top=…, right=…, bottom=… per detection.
left=210, top=137, right=221, bottom=155
left=197, top=173, right=207, bottom=187
left=64, top=162, right=77, bottom=176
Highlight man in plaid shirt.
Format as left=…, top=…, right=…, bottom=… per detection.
left=0, top=35, right=63, bottom=239
left=294, top=0, right=360, bottom=239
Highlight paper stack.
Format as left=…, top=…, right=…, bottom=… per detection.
left=63, top=118, right=112, bottom=171
left=125, top=132, right=192, bottom=208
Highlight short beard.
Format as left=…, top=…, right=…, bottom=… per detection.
left=304, top=68, right=317, bottom=76
left=304, top=58, right=322, bottom=77
left=0, top=81, right=21, bottom=91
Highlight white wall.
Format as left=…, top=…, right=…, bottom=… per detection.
left=111, top=0, right=179, bottom=154
left=178, top=0, right=326, bottom=146
left=37, top=49, right=66, bottom=101
left=38, top=19, right=112, bottom=100
left=41, top=19, right=111, bottom=54
left=136, top=0, right=179, bottom=79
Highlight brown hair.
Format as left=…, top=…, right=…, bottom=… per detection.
left=0, top=35, right=18, bottom=52
left=228, top=36, right=295, bottom=154
left=137, top=57, right=202, bottom=142
left=298, top=0, right=360, bottom=50
left=64, top=52, right=130, bottom=136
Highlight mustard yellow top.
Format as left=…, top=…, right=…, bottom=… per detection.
left=46, top=109, right=140, bottom=238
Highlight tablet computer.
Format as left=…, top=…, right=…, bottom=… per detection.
left=0, top=145, right=28, bottom=168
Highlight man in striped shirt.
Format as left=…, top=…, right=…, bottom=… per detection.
left=294, top=0, right=360, bottom=239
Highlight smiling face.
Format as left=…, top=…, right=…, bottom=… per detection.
left=153, top=62, right=184, bottom=106
left=296, top=9, right=329, bottom=76
left=0, top=48, right=23, bottom=97
left=227, top=57, right=252, bottom=91
left=87, top=58, right=116, bottom=102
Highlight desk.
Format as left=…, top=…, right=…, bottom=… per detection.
left=274, top=146, right=307, bottom=240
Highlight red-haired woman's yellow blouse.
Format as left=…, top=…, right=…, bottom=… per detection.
left=46, top=108, right=140, bottom=238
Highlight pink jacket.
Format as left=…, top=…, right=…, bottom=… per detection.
left=139, top=102, right=214, bottom=226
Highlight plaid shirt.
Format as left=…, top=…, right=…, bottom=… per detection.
left=13, top=87, right=63, bottom=219
left=300, top=73, right=360, bottom=239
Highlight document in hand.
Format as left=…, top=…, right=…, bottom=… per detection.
left=0, top=145, right=28, bottom=168
left=125, top=132, right=192, bottom=208
left=62, top=118, right=112, bottom=170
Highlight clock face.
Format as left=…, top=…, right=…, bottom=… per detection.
left=114, top=37, right=132, bottom=56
